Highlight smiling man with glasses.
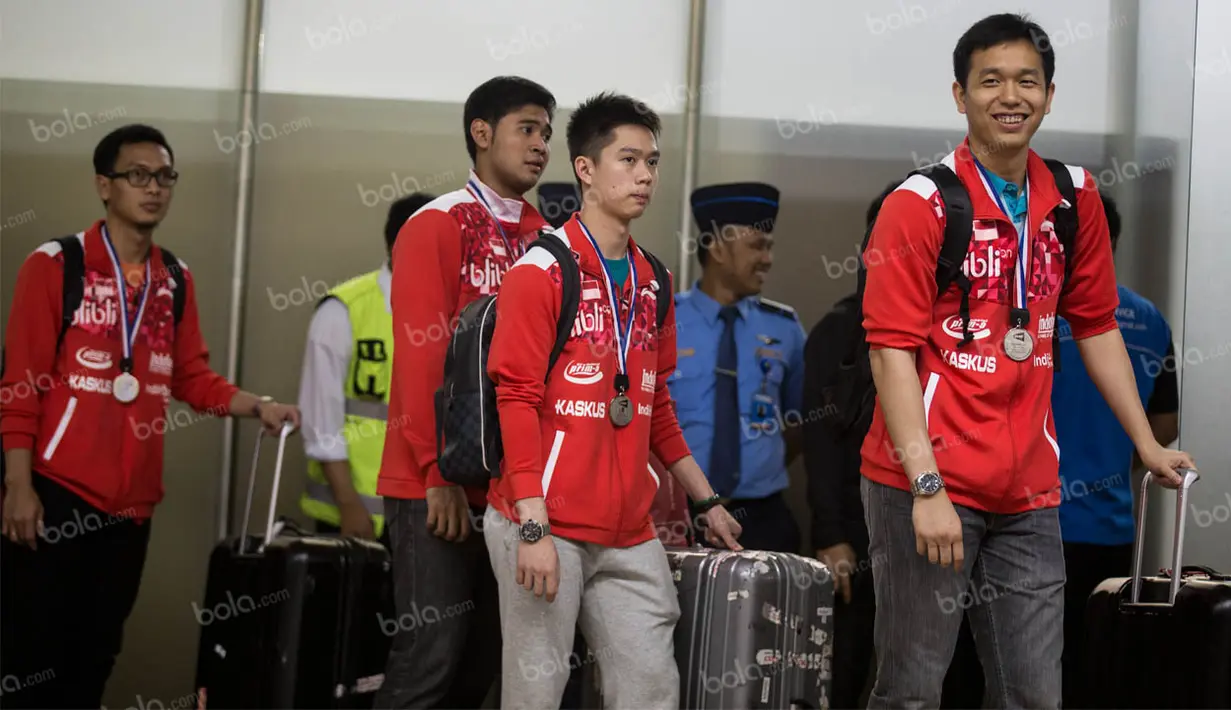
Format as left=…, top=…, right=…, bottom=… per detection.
left=0, top=123, right=300, bottom=708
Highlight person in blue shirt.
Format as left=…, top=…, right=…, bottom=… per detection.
left=669, top=182, right=806, bottom=553
left=1050, top=190, right=1179, bottom=708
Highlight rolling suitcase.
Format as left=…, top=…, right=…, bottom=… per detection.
left=668, top=547, right=835, bottom=709
left=1083, top=469, right=1231, bottom=708
left=194, top=423, right=394, bottom=709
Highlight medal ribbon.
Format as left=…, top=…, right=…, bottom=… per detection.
left=101, top=224, right=152, bottom=372
left=466, top=179, right=523, bottom=260
left=974, top=161, right=1030, bottom=324
left=577, top=219, right=637, bottom=387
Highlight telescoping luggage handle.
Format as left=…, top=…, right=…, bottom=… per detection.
left=238, top=422, right=296, bottom=555
left=1130, top=467, right=1200, bottom=605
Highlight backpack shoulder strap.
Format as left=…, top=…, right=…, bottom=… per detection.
left=637, top=246, right=672, bottom=328
left=906, top=163, right=976, bottom=346
left=1042, top=158, right=1080, bottom=372
left=156, top=245, right=187, bottom=326
left=55, top=235, right=86, bottom=356
left=910, top=163, right=974, bottom=296
left=526, top=231, right=580, bottom=376
left=1042, top=158, right=1079, bottom=278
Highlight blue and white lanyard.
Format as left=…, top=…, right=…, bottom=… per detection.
left=466, top=179, right=522, bottom=259
left=975, top=162, right=1031, bottom=321
left=101, top=224, right=151, bottom=372
left=577, top=219, right=637, bottom=386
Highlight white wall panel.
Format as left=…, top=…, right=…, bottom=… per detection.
left=702, top=0, right=1123, bottom=132
left=0, top=0, right=246, bottom=90
left=262, top=0, right=691, bottom=111
left=1175, top=0, right=1231, bottom=572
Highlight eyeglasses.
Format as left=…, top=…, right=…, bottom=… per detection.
left=106, top=167, right=179, bottom=188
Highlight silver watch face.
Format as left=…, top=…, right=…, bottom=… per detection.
left=520, top=520, right=544, bottom=543
left=915, top=472, right=944, bottom=496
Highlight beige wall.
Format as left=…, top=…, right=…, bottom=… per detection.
left=0, top=75, right=1194, bottom=703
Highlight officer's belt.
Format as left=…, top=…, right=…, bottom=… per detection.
left=345, top=398, right=388, bottom=421
left=304, top=480, right=384, bottom=517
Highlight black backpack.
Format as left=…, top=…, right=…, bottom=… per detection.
left=435, top=231, right=673, bottom=487
left=817, top=159, right=1078, bottom=439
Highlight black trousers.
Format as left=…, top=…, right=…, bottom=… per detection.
left=831, top=564, right=877, bottom=709
left=722, top=491, right=803, bottom=553
left=374, top=498, right=500, bottom=709
left=1061, top=541, right=1133, bottom=708
left=0, top=473, right=152, bottom=709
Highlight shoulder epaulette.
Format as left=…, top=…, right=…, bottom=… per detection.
left=756, top=297, right=798, bottom=319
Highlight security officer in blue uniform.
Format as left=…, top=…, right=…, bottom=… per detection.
left=669, top=182, right=806, bottom=553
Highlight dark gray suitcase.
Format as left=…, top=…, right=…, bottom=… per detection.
left=668, top=547, right=835, bottom=709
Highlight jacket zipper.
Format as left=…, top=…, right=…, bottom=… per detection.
left=1004, top=196, right=1065, bottom=503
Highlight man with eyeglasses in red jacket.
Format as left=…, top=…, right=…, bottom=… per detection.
left=0, top=123, right=300, bottom=710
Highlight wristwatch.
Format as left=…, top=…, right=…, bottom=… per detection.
left=518, top=519, right=551, bottom=543
left=252, top=395, right=274, bottom=417
left=911, top=471, right=945, bottom=497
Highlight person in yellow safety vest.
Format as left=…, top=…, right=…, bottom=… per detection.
left=297, top=192, right=436, bottom=545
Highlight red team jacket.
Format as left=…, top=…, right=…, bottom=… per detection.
left=377, top=172, right=549, bottom=507
left=0, top=221, right=239, bottom=519
left=860, top=142, right=1119, bottom=514
left=486, top=216, right=693, bottom=548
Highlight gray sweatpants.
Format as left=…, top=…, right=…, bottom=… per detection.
left=483, top=506, right=681, bottom=710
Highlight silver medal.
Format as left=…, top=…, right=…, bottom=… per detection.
left=609, top=394, right=633, bottom=427
left=113, top=372, right=140, bottom=403
left=1003, top=327, right=1034, bottom=362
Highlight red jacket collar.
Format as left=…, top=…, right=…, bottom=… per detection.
left=559, top=215, right=654, bottom=290
left=951, top=137, right=1067, bottom=229
left=83, top=219, right=173, bottom=280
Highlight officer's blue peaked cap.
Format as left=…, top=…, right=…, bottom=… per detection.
left=690, top=182, right=780, bottom=234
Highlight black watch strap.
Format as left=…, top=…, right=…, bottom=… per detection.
left=690, top=494, right=722, bottom=516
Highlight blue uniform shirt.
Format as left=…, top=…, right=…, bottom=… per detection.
left=669, top=283, right=806, bottom=500
left=1052, top=285, right=1174, bottom=545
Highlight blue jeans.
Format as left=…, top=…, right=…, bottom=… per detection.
left=861, top=478, right=1065, bottom=709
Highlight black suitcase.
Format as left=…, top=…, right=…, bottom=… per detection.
left=1083, top=469, right=1231, bottom=709
left=194, top=423, right=394, bottom=709
left=668, top=547, right=834, bottom=709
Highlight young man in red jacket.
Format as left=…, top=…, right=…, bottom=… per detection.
left=374, top=76, right=556, bottom=709
left=0, top=123, right=300, bottom=709
left=859, top=14, right=1195, bottom=709
left=484, top=92, right=742, bottom=710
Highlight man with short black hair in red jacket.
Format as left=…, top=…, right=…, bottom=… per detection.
left=484, top=92, right=742, bottom=710
left=0, top=123, right=300, bottom=710
left=859, top=14, right=1195, bottom=709
left=374, top=76, right=557, bottom=709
